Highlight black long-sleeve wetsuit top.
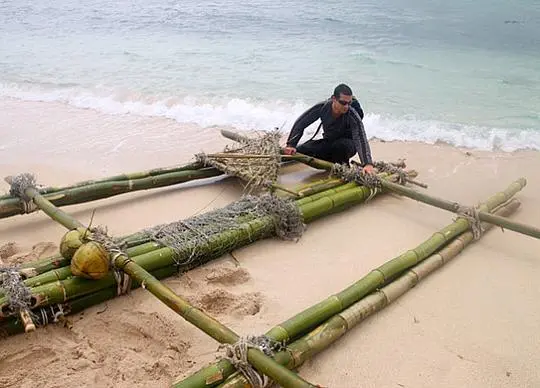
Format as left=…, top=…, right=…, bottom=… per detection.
left=286, top=98, right=373, bottom=166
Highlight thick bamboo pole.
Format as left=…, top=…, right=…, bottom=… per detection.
left=0, top=168, right=224, bottom=218
left=268, top=179, right=523, bottom=343
left=0, top=265, right=178, bottom=337
left=0, top=161, right=205, bottom=201
left=221, top=129, right=538, bottom=240
left=2, top=177, right=318, bottom=387
left=18, top=255, right=71, bottom=279
left=0, top=217, right=275, bottom=315
left=4, top=176, right=387, bottom=301
left=4, top=176, right=84, bottom=230
left=0, top=172, right=411, bottom=316
left=6, top=179, right=315, bottom=388
left=379, top=178, right=540, bottom=239
left=296, top=178, right=344, bottom=198
left=172, top=180, right=524, bottom=388
left=18, top=232, right=156, bottom=278
left=0, top=262, right=318, bottom=387
left=113, top=255, right=317, bottom=388
left=215, top=199, right=522, bottom=388
left=0, top=242, right=162, bottom=299
left=309, top=158, right=537, bottom=239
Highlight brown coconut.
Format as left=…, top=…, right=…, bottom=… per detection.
left=60, top=227, right=92, bottom=259
left=71, top=241, right=110, bottom=280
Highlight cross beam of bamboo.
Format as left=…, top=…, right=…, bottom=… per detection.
left=172, top=177, right=525, bottom=388
left=0, top=170, right=414, bottom=335
left=113, top=255, right=318, bottom=388
left=3, top=177, right=319, bottom=388
left=215, top=198, right=523, bottom=388
left=220, top=129, right=540, bottom=240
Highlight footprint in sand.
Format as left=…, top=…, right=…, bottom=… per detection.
left=0, top=241, right=57, bottom=266
left=204, top=267, right=251, bottom=286
left=193, top=289, right=262, bottom=317
left=0, top=242, right=20, bottom=261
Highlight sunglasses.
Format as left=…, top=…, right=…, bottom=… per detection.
left=337, top=99, right=352, bottom=106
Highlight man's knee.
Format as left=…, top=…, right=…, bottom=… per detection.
left=297, top=140, right=328, bottom=158
left=331, top=138, right=356, bottom=162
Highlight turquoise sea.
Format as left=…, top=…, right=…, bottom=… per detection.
left=1, top=0, right=539, bottom=151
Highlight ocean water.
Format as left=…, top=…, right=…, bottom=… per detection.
left=1, top=0, right=539, bottom=151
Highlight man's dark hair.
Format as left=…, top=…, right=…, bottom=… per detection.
left=333, top=83, right=353, bottom=98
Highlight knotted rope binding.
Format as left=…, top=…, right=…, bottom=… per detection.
left=37, top=304, right=66, bottom=326
left=0, top=267, right=33, bottom=316
left=455, top=205, right=484, bottom=240
left=7, top=173, right=39, bottom=213
left=217, top=335, right=285, bottom=388
left=330, top=163, right=382, bottom=202
left=373, top=160, right=408, bottom=185
left=195, top=130, right=282, bottom=194
left=140, top=194, right=305, bottom=269
left=88, top=226, right=132, bottom=295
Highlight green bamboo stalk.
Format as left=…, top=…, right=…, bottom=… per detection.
left=0, top=242, right=162, bottom=299
left=0, top=265, right=178, bottom=337
left=289, top=150, right=536, bottom=239
left=4, top=176, right=84, bottom=229
left=18, top=255, right=71, bottom=278
left=112, top=254, right=317, bottom=388
left=296, top=178, right=344, bottom=198
left=296, top=151, right=536, bottom=239
left=379, top=178, right=540, bottom=239
left=0, top=161, right=205, bottom=201
left=222, top=130, right=537, bottom=239
left=172, top=180, right=524, bottom=388
left=215, top=199, right=522, bottom=388
left=1, top=195, right=316, bottom=385
left=0, top=217, right=277, bottom=315
left=295, top=171, right=415, bottom=208
left=269, top=179, right=523, bottom=343
left=0, top=170, right=409, bottom=328
left=0, top=172, right=406, bottom=315
left=18, top=232, right=153, bottom=277
left=0, top=168, right=224, bottom=218
left=7, top=178, right=374, bottom=295
left=270, top=183, right=301, bottom=198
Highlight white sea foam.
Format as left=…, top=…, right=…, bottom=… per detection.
left=1, top=83, right=538, bottom=152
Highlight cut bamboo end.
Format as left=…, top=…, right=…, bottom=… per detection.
left=19, top=309, right=36, bottom=333
left=18, top=268, right=38, bottom=279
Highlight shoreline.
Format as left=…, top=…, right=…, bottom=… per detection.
left=1, top=96, right=538, bottom=169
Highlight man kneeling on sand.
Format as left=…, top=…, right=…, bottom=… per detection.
left=283, top=83, right=375, bottom=174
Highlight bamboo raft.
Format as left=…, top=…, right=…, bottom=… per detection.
left=0, top=129, right=538, bottom=387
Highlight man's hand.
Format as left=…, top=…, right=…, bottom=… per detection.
left=362, top=164, right=375, bottom=174
left=283, top=146, right=296, bottom=155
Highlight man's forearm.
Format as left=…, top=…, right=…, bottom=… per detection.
left=350, top=110, right=372, bottom=165
left=286, top=102, right=324, bottom=147
left=352, top=126, right=373, bottom=166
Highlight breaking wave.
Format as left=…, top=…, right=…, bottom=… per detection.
left=2, top=82, right=539, bottom=152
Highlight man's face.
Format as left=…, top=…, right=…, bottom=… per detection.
left=332, top=93, right=353, bottom=115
